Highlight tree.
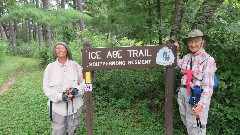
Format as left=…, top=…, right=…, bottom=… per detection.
left=43, top=0, right=52, bottom=48
left=36, top=0, right=43, bottom=48
left=9, top=19, right=17, bottom=55
left=77, top=0, right=85, bottom=31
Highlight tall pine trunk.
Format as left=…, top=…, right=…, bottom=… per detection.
left=43, top=0, right=51, bottom=48
left=0, top=22, right=6, bottom=40
left=77, top=0, right=85, bottom=31
left=36, top=0, right=43, bottom=48
left=9, top=20, right=17, bottom=56
left=157, top=0, right=162, bottom=45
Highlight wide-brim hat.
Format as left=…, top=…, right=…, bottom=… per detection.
left=182, top=29, right=210, bottom=45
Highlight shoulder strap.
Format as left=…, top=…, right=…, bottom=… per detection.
left=191, top=55, right=209, bottom=81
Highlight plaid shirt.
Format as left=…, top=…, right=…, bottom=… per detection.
left=177, top=48, right=217, bottom=107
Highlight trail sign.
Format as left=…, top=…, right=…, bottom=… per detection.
left=82, top=45, right=177, bottom=71
left=82, top=43, right=177, bottom=135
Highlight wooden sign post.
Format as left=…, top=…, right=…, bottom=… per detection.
left=82, top=42, right=177, bottom=135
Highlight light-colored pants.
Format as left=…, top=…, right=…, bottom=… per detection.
left=52, top=106, right=83, bottom=135
left=178, top=87, right=210, bottom=135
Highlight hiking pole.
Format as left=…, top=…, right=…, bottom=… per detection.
left=72, top=98, right=76, bottom=131
left=65, top=89, right=71, bottom=135
left=66, top=101, right=69, bottom=135
left=192, top=96, right=202, bottom=134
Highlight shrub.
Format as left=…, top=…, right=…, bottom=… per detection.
left=38, top=46, right=54, bottom=68
left=17, top=40, right=41, bottom=58
left=0, top=41, right=11, bottom=65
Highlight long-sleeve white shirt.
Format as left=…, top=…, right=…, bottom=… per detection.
left=43, top=59, right=85, bottom=116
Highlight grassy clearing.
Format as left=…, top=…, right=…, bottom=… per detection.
left=0, top=56, right=32, bottom=87
left=0, top=56, right=50, bottom=134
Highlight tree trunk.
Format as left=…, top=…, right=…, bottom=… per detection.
left=36, top=0, right=43, bottom=48
left=25, top=19, right=30, bottom=42
left=33, top=23, right=37, bottom=41
left=61, top=0, right=65, bottom=8
left=9, top=20, right=17, bottom=56
left=43, top=0, right=52, bottom=48
left=147, top=1, right=153, bottom=45
left=38, top=25, right=43, bottom=48
left=0, top=4, right=6, bottom=40
left=0, top=22, right=6, bottom=40
left=28, top=19, right=33, bottom=41
left=14, top=20, right=18, bottom=38
left=170, top=0, right=186, bottom=40
left=107, top=0, right=113, bottom=42
left=24, top=0, right=32, bottom=42
left=1, top=22, right=9, bottom=39
left=77, top=0, right=85, bottom=31
left=157, top=0, right=162, bottom=45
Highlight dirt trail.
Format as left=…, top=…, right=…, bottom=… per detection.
left=0, top=69, right=23, bottom=95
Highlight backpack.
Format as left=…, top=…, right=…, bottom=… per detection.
left=213, top=73, right=218, bottom=90
left=193, top=55, right=218, bottom=90
left=205, top=56, right=218, bottom=90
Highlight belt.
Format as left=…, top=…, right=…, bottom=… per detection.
left=181, top=85, right=201, bottom=88
left=181, top=85, right=187, bottom=88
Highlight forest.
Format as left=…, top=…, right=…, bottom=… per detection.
left=0, top=0, right=240, bottom=134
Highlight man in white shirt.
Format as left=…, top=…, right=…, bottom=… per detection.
left=43, top=42, right=85, bottom=135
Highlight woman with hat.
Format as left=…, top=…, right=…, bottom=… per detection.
left=174, top=29, right=217, bottom=135
left=43, top=42, right=85, bottom=135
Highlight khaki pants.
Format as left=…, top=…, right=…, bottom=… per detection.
left=51, top=106, right=83, bottom=135
left=178, top=87, right=210, bottom=135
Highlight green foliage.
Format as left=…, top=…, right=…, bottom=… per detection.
left=0, top=56, right=50, bottom=134
left=0, top=41, right=11, bottom=65
left=0, top=56, right=26, bottom=86
left=37, top=46, right=55, bottom=68
left=92, top=68, right=165, bottom=102
left=0, top=4, right=92, bottom=27
left=198, top=3, right=240, bottom=134
left=83, top=93, right=165, bottom=134
left=17, top=40, right=41, bottom=58
left=77, top=29, right=111, bottom=47
left=68, top=40, right=84, bottom=64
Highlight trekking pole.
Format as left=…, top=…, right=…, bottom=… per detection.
left=72, top=98, right=76, bottom=130
left=192, top=96, right=202, bottom=134
left=66, top=101, right=69, bottom=135
left=65, top=89, right=71, bottom=135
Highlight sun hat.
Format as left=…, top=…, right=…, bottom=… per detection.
left=182, top=29, right=210, bottom=45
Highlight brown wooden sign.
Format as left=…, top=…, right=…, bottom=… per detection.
left=82, top=43, right=176, bottom=135
left=82, top=45, right=177, bottom=71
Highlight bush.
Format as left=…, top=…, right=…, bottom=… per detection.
left=17, top=40, right=41, bottom=58
left=38, top=46, right=54, bottom=68
left=0, top=41, right=11, bottom=65
left=93, top=68, right=166, bottom=102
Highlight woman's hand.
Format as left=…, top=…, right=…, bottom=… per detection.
left=174, top=42, right=180, bottom=54
left=192, top=104, right=203, bottom=116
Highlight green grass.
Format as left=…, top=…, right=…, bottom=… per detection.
left=0, top=56, right=50, bottom=134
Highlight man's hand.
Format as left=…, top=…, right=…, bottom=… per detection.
left=71, top=88, right=79, bottom=95
left=62, top=94, right=68, bottom=101
left=67, top=94, right=73, bottom=101
left=62, top=93, right=73, bottom=101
